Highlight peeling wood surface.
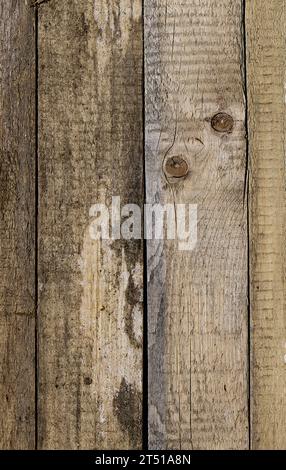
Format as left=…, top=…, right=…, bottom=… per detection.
left=145, top=0, right=249, bottom=449
left=0, top=0, right=35, bottom=450
left=247, top=0, right=286, bottom=450
left=38, top=0, right=143, bottom=449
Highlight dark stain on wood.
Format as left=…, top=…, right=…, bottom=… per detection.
left=113, top=378, right=141, bottom=449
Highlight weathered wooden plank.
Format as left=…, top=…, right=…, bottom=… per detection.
left=145, top=0, right=249, bottom=449
left=246, top=0, right=286, bottom=450
left=0, top=0, right=35, bottom=449
left=38, top=0, right=143, bottom=449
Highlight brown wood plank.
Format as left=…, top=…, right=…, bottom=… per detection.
left=145, top=0, right=249, bottom=449
left=0, top=0, right=35, bottom=449
left=246, top=0, right=286, bottom=450
left=38, top=0, right=143, bottom=449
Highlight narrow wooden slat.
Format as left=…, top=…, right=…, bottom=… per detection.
left=145, top=0, right=249, bottom=449
left=0, top=1, right=35, bottom=449
left=247, top=0, right=286, bottom=449
left=38, top=0, right=143, bottom=449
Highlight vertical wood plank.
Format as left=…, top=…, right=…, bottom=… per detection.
left=145, top=0, right=249, bottom=449
left=247, top=0, right=286, bottom=449
left=38, top=0, right=143, bottom=449
left=0, top=0, right=35, bottom=449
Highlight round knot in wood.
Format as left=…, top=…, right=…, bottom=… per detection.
left=164, top=156, right=189, bottom=179
left=211, top=112, right=234, bottom=133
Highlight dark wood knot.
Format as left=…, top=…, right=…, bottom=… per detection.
left=211, top=112, right=234, bottom=133
left=164, top=156, right=189, bottom=179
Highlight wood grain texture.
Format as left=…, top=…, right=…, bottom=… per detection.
left=38, top=0, right=143, bottom=449
left=145, top=0, right=249, bottom=449
left=247, top=0, right=286, bottom=450
left=0, top=0, right=35, bottom=450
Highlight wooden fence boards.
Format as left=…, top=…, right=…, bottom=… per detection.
left=0, top=1, right=35, bottom=450
left=38, top=0, right=143, bottom=449
left=246, top=0, right=286, bottom=450
left=145, top=0, right=249, bottom=449
left=1, top=0, right=286, bottom=451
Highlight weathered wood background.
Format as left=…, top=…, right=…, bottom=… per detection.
left=0, top=0, right=285, bottom=450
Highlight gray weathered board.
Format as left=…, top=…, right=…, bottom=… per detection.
left=0, top=0, right=285, bottom=450
left=145, top=0, right=248, bottom=450
left=38, top=0, right=143, bottom=449
left=0, top=0, right=35, bottom=450
left=247, top=0, right=286, bottom=450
